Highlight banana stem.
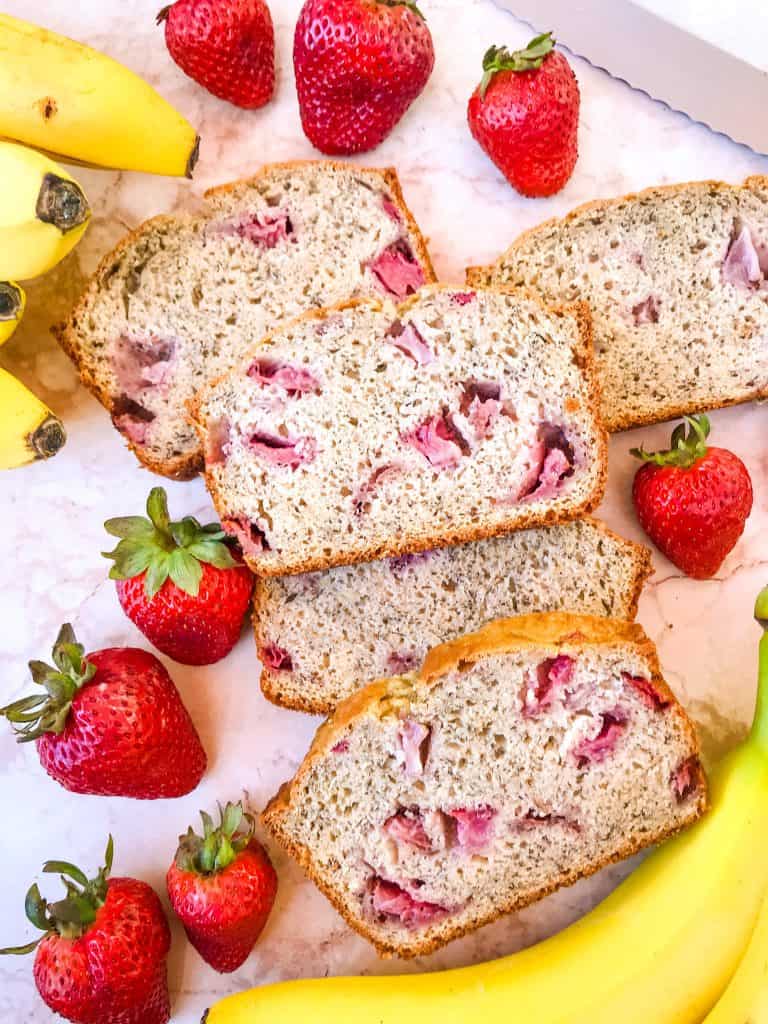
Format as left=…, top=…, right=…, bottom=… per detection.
left=750, top=587, right=768, bottom=751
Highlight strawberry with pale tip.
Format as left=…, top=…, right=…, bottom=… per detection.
left=467, top=32, right=580, bottom=198
left=631, top=414, right=753, bottom=580
left=103, top=486, right=254, bottom=665
left=0, top=837, right=172, bottom=1024
left=0, top=624, right=207, bottom=798
left=167, top=801, right=278, bottom=973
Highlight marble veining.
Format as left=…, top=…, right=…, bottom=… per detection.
left=1, top=0, right=767, bottom=1019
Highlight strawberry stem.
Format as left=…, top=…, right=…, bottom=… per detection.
left=103, top=486, right=239, bottom=600
left=630, top=414, right=710, bottom=469
left=479, top=31, right=555, bottom=98
left=0, top=837, right=113, bottom=954
left=174, top=802, right=255, bottom=876
left=0, top=624, right=96, bottom=742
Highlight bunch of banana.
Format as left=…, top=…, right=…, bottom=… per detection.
left=0, top=13, right=199, bottom=178
left=203, top=588, right=768, bottom=1024
left=0, top=142, right=91, bottom=281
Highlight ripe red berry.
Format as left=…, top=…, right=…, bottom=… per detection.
left=1, top=838, right=172, bottom=1024
left=467, top=32, right=580, bottom=198
left=103, top=487, right=254, bottom=666
left=631, top=414, right=753, bottom=579
left=158, top=0, right=275, bottom=110
left=0, top=624, right=207, bottom=799
left=167, top=802, right=278, bottom=972
left=294, top=0, right=435, bottom=155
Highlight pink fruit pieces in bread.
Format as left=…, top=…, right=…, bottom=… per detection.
left=191, top=285, right=608, bottom=576
left=55, top=161, right=435, bottom=480
left=262, top=613, right=706, bottom=958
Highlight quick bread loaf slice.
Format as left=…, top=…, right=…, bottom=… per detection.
left=255, top=517, right=652, bottom=714
left=56, top=161, right=435, bottom=479
left=263, top=613, right=706, bottom=958
left=191, top=285, right=608, bottom=576
left=467, top=176, right=768, bottom=431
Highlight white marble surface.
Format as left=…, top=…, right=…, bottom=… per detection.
left=1, top=0, right=767, bottom=1019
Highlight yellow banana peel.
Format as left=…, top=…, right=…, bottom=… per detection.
left=0, top=13, right=199, bottom=178
left=0, top=282, right=25, bottom=346
left=0, top=367, right=66, bottom=469
left=0, top=142, right=90, bottom=281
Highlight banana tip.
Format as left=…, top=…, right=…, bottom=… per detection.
left=30, top=416, right=66, bottom=460
left=755, top=586, right=768, bottom=628
left=187, top=136, right=201, bottom=179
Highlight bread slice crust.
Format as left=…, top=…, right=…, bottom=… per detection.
left=467, top=174, right=768, bottom=432
left=55, top=161, right=437, bottom=480
left=255, top=516, right=653, bottom=715
left=190, top=285, right=609, bottom=577
left=263, top=613, right=706, bottom=958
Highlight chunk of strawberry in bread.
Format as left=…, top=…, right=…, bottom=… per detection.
left=56, top=162, right=435, bottom=480
left=263, top=613, right=706, bottom=958
left=193, top=286, right=607, bottom=576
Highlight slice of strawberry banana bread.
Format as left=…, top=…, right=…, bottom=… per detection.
left=467, top=176, right=768, bottom=431
left=192, top=286, right=608, bottom=576
left=263, top=613, right=706, bottom=958
left=56, top=161, right=435, bottom=479
left=255, top=517, right=652, bottom=713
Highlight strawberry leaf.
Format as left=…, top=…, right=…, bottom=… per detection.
left=103, top=487, right=243, bottom=598
left=631, top=414, right=710, bottom=469
left=479, top=31, right=555, bottom=98
left=167, top=549, right=203, bottom=596
left=174, top=801, right=255, bottom=876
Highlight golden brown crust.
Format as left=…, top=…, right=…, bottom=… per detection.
left=254, top=515, right=654, bottom=716
left=193, top=286, right=608, bottom=577
left=54, top=161, right=436, bottom=480
left=262, top=611, right=706, bottom=958
left=467, top=175, right=768, bottom=432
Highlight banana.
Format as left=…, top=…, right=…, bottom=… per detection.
left=0, top=13, right=199, bottom=178
left=0, top=282, right=25, bottom=346
left=704, top=891, right=768, bottom=1022
left=0, top=142, right=90, bottom=281
left=204, top=590, right=768, bottom=1024
left=0, top=368, right=66, bottom=469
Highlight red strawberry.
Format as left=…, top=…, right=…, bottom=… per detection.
left=631, top=414, right=753, bottom=580
left=0, top=624, right=206, bottom=798
left=294, top=0, right=435, bottom=155
left=158, top=0, right=275, bottom=110
left=0, top=838, right=171, bottom=1024
left=167, top=802, right=277, bottom=972
left=103, top=487, right=254, bottom=665
left=467, top=32, right=580, bottom=198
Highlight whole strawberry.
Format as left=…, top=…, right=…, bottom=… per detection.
left=467, top=32, right=579, bottom=197
left=631, top=414, right=753, bottom=580
left=0, top=624, right=206, bottom=798
left=158, top=0, right=275, bottom=109
left=1, top=838, right=172, bottom=1024
left=294, top=0, right=435, bottom=155
left=167, top=801, right=277, bottom=972
left=103, top=487, right=254, bottom=665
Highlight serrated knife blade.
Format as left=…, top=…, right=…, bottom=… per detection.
left=494, top=0, right=768, bottom=155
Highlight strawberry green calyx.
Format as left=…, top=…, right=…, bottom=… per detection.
left=479, top=32, right=555, bottom=97
left=0, top=836, right=113, bottom=954
left=631, top=414, right=710, bottom=469
left=174, top=802, right=255, bottom=876
left=0, top=624, right=96, bottom=743
left=103, top=486, right=239, bottom=600
left=377, top=0, right=426, bottom=20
